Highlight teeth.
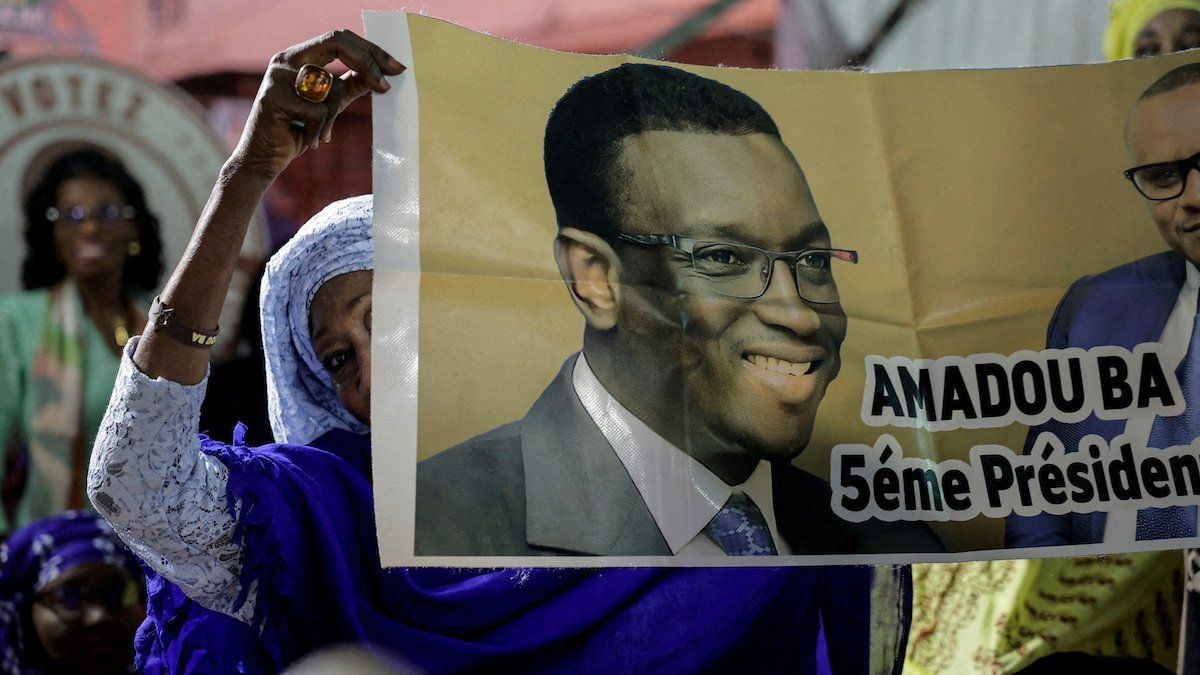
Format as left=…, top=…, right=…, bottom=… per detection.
left=78, top=243, right=105, bottom=257
left=745, top=354, right=815, bottom=376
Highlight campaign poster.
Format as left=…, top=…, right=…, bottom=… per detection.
left=367, top=12, right=1200, bottom=567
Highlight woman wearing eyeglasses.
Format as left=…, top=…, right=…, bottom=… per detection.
left=0, top=510, right=146, bottom=674
left=0, top=149, right=163, bottom=533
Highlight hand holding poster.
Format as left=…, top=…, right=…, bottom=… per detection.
left=366, top=12, right=1200, bottom=566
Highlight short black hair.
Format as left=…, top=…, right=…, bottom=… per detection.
left=1138, top=61, right=1200, bottom=102
left=543, top=63, right=782, bottom=238
left=22, top=149, right=164, bottom=291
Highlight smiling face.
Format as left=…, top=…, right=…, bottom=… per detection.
left=1128, top=83, right=1200, bottom=266
left=50, top=176, right=137, bottom=285
left=309, top=270, right=373, bottom=425
left=612, top=131, right=846, bottom=464
left=1135, top=8, right=1200, bottom=57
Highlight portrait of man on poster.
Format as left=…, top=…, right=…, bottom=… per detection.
left=415, top=63, right=943, bottom=557
left=1007, top=62, right=1200, bottom=548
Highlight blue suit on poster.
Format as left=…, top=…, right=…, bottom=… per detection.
left=1006, top=250, right=1192, bottom=547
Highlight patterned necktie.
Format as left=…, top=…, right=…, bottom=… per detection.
left=1138, top=305, right=1200, bottom=540
left=704, top=492, right=778, bottom=556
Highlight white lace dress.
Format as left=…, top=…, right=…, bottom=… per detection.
left=86, top=337, right=254, bottom=622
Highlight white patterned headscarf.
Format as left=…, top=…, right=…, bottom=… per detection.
left=260, top=195, right=373, bottom=445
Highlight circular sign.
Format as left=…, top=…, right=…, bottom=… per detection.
left=0, top=56, right=267, bottom=356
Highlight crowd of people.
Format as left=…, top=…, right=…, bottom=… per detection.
left=0, top=0, right=1198, bottom=672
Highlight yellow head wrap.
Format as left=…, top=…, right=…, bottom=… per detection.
left=1104, top=0, right=1200, bottom=60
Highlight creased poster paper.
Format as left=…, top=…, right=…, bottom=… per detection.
left=367, top=11, right=1200, bottom=567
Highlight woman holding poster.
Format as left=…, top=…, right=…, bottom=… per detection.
left=84, top=29, right=910, bottom=673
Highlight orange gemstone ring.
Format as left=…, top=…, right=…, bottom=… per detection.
left=295, top=64, right=333, bottom=103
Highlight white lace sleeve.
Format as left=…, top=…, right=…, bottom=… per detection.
left=87, top=337, right=254, bottom=623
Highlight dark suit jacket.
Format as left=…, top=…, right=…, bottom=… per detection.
left=416, top=354, right=943, bottom=556
left=1006, top=250, right=1187, bottom=547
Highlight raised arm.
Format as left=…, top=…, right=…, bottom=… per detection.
left=88, top=30, right=402, bottom=620
left=136, top=31, right=403, bottom=385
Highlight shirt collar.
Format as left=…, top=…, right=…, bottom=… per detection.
left=571, top=354, right=780, bottom=554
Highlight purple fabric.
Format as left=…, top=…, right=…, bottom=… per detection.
left=135, top=425, right=891, bottom=673
left=817, top=619, right=831, bottom=675
left=0, top=511, right=142, bottom=673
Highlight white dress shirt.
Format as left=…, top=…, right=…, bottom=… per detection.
left=571, top=355, right=791, bottom=556
left=1105, top=262, right=1200, bottom=544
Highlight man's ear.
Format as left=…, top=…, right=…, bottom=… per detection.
left=554, top=227, right=622, bottom=331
